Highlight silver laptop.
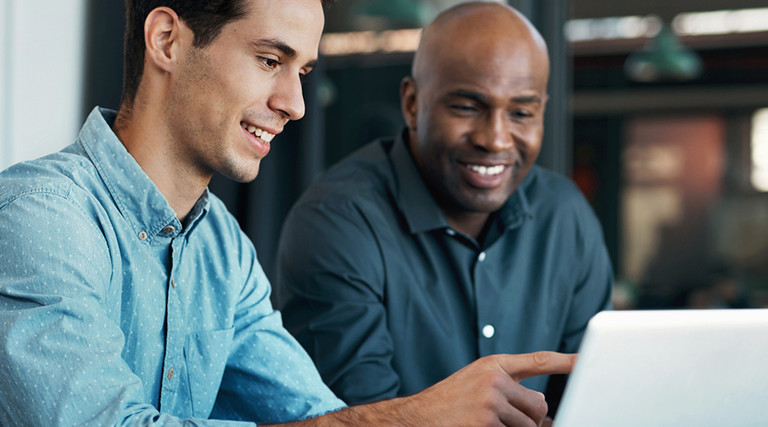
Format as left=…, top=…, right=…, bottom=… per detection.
left=555, top=309, right=768, bottom=427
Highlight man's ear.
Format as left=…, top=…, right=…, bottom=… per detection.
left=144, top=7, right=186, bottom=73
left=400, top=76, right=418, bottom=130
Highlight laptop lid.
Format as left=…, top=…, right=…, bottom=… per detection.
left=555, top=309, right=768, bottom=427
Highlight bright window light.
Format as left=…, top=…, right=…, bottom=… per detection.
left=751, top=108, right=768, bottom=192
left=320, top=7, right=768, bottom=55
left=674, top=8, right=768, bottom=36
left=567, top=8, right=768, bottom=43
left=320, top=29, right=421, bottom=56
left=565, top=16, right=661, bottom=42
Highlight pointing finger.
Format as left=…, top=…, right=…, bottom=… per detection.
left=495, top=352, right=577, bottom=382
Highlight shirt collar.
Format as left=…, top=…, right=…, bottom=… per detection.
left=391, top=130, right=449, bottom=234
left=498, top=170, right=533, bottom=229
left=77, top=107, right=209, bottom=240
left=390, top=129, right=532, bottom=235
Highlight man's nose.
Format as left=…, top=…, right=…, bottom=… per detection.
left=473, top=112, right=513, bottom=152
left=269, top=73, right=305, bottom=121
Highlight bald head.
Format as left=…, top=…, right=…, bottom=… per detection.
left=412, top=1, right=549, bottom=83
left=400, top=1, right=551, bottom=238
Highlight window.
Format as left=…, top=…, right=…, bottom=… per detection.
left=751, top=108, right=768, bottom=192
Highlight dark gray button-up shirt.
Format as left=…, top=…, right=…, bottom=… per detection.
left=276, top=132, right=613, bottom=405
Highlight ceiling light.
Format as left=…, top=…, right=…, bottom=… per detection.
left=625, top=21, right=703, bottom=82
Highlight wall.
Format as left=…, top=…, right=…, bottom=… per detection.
left=0, top=0, right=87, bottom=170
left=622, top=114, right=726, bottom=306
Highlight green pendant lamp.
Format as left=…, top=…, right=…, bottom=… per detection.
left=625, top=21, right=703, bottom=82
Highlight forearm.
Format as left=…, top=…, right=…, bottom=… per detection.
left=274, top=352, right=576, bottom=427
left=270, top=396, right=420, bottom=427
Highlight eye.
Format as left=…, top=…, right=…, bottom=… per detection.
left=511, top=109, right=534, bottom=120
left=258, top=56, right=281, bottom=70
left=449, top=104, right=480, bottom=116
left=451, top=105, right=476, bottom=111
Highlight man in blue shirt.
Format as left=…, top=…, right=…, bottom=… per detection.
left=0, top=0, right=575, bottom=425
left=276, top=0, right=613, bottom=418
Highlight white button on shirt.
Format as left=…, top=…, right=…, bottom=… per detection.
left=482, top=324, right=495, bottom=338
left=445, top=229, right=456, bottom=236
left=478, top=251, right=487, bottom=262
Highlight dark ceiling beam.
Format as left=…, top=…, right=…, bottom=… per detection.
left=573, top=84, right=768, bottom=115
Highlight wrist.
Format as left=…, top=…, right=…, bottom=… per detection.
left=335, top=395, right=426, bottom=426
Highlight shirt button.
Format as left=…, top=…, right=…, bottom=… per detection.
left=482, top=324, right=495, bottom=338
left=171, top=278, right=176, bottom=288
left=445, top=229, right=456, bottom=236
left=138, top=231, right=148, bottom=240
left=478, top=251, right=487, bottom=262
left=162, top=225, right=175, bottom=234
left=167, top=368, right=175, bottom=380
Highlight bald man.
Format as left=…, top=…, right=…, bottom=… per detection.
left=276, top=1, right=613, bottom=416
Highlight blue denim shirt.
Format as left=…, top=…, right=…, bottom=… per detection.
left=0, top=107, right=345, bottom=425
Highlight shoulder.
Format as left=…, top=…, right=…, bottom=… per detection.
left=521, top=166, right=601, bottom=230
left=197, top=192, right=256, bottom=258
left=293, top=138, right=396, bottom=217
left=0, top=154, right=115, bottom=278
left=522, top=166, right=583, bottom=202
left=279, top=140, right=400, bottom=258
left=203, top=192, right=244, bottom=233
left=1, top=147, right=107, bottom=222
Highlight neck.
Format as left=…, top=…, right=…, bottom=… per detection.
left=113, top=102, right=210, bottom=222
left=446, top=211, right=491, bottom=241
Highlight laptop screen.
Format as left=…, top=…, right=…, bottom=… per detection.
left=555, top=309, right=768, bottom=427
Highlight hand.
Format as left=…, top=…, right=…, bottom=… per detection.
left=395, top=352, right=576, bottom=427
left=284, top=352, right=576, bottom=427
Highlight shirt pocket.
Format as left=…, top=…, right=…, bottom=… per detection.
left=184, top=327, right=235, bottom=418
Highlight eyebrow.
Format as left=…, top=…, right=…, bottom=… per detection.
left=446, top=89, right=487, bottom=104
left=446, top=89, right=542, bottom=104
left=251, top=38, right=318, bottom=70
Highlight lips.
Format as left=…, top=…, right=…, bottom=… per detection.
left=466, top=164, right=505, bottom=176
left=240, top=121, right=276, bottom=143
left=460, top=161, right=512, bottom=188
left=240, top=121, right=277, bottom=157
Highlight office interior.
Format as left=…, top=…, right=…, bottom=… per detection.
left=2, top=0, right=768, bottom=311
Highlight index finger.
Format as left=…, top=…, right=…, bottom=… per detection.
left=496, top=351, right=577, bottom=382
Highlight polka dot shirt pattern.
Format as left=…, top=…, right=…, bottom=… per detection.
left=0, top=107, right=345, bottom=425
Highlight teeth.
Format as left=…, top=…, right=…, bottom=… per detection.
left=467, top=164, right=505, bottom=176
left=240, top=121, right=276, bottom=143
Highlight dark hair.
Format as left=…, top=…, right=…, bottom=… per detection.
left=122, top=0, right=249, bottom=107
left=121, top=0, right=335, bottom=108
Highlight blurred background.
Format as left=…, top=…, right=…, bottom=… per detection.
left=2, top=0, right=768, bottom=310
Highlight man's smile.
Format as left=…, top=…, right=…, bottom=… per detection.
left=465, top=164, right=505, bottom=176
left=240, top=121, right=277, bottom=143
left=459, top=161, right=514, bottom=189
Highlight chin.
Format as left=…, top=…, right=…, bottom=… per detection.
left=237, top=171, right=261, bottom=183
left=222, top=164, right=261, bottom=183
